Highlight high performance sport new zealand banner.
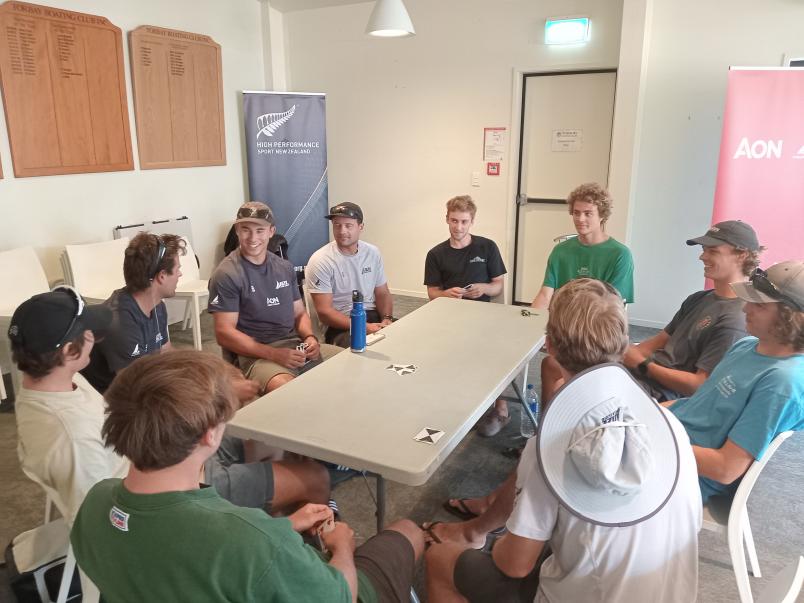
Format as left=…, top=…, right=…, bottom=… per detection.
left=711, top=69, right=804, bottom=266
left=243, top=92, right=328, bottom=268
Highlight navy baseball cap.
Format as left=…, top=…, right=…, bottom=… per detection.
left=8, top=287, right=111, bottom=353
left=326, top=202, right=363, bottom=223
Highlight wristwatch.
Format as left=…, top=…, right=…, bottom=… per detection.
left=637, top=357, right=653, bottom=376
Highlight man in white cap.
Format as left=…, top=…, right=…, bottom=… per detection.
left=425, top=279, right=701, bottom=602
left=667, top=260, right=804, bottom=503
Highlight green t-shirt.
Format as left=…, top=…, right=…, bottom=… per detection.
left=543, top=237, right=635, bottom=302
left=71, top=479, right=377, bottom=603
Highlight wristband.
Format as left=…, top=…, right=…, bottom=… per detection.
left=637, top=357, right=653, bottom=376
left=382, top=315, right=394, bottom=321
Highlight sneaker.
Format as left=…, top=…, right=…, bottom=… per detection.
left=476, top=409, right=511, bottom=437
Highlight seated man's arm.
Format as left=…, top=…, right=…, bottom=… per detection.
left=427, top=285, right=465, bottom=300
left=692, top=438, right=754, bottom=485
left=624, top=330, right=708, bottom=396
left=213, top=311, right=278, bottom=362
left=311, top=293, right=351, bottom=331
left=293, top=299, right=322, bottom=359
left=374, top=283, right=394, bottom=325
left=464, top=275, right=504, bottom=300
left=491, top=532, right=545, bottom=579
left=530, top=286, right=554, bottom=310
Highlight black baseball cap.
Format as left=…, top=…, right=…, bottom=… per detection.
left=686, top=220, right=760, bottom=251
left=326, top=202, right=363, bottom=223
left=7, top=288, right=112, bottom=354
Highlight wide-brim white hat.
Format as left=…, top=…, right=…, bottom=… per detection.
left=537, top=363, right=680, bottom=526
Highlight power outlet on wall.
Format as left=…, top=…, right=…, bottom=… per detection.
left=471, top=171, right=481, bottom=187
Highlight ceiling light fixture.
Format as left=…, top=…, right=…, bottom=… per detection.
left=366, top=0, right=415, bottom=38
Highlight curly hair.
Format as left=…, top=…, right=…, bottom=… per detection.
left=445, top=195, right=477, bottom=219
left=567, top=183, right=613, bottom=224
left=739, top=248, right=765, bottom=277
left=124, top=233, right=186, bottom=293
left=771, top=304, right=804, bottom=351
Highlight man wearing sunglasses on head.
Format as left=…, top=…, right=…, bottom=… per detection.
left=665, top=260, right=804, bottom=503
left=208, top=202, right=341, bottom=394
left=81, top=232, right=185, bottom=394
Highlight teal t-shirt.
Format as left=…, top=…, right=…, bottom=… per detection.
left=71, top=479, right=377, bottom=603
left=670, top=337, right=804, bottom=502
left=543, top=237, right=635, bottom=302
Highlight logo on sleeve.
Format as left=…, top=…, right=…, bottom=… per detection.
left=266, top=297, right=280, bottom=307
left=469, top=256, right=486, bottom=264
left=276, top=280, right=289, bottom=289
left=110, top=506, right=129, bottom=532
left=211, top=295, right=220, bottom=305
left=130, top=343, right=141, bottom=357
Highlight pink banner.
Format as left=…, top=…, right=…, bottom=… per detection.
left=712, top=69, right=804, bottom=266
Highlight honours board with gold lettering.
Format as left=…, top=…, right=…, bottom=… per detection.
left=0, top=1, right=133, bottom=177
left=130, top=26, right=225, bottom=169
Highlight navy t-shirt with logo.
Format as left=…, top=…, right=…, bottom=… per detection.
left=423, top=235, right=506, bottom=302
left=207, top=250, right=300, bottom=344
left=81, top=288, right=169, bottom=393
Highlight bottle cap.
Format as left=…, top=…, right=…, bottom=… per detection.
left=352, top=290, right=363, bottom=302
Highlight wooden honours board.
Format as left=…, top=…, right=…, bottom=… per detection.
left=130, top=26, right=225, bottom=169
left=0, top=1, right=133, bottom=177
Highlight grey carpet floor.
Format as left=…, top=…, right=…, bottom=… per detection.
left=1, top=295, right=802, bottom=602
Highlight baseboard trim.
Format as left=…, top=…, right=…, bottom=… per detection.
left=390, top=288, right=428, bottom=299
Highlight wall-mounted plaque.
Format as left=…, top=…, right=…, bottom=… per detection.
left=130, top=26, right=225, bottom=169
left=0, top=1, right=133, bottom=177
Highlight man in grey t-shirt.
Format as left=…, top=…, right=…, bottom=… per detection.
left=623, top=220, right=762, bottom=401
left=306, top=202, right=394, bottom=348
left=208, top=202, right=341, bottom=394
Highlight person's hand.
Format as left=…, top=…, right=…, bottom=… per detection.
left=444, top=287, right=465, bottom=299
left=321, top=521, right=356, bottom=554
left=366, top=322, right=383, bottom=334
left=463, top=283, right=485, bottom=299
left=623, top=345, right=646, bottom=369
left=380, top=318, right=393, bottom=327
left=231, top=376, right=261, bottom=404
left=272, top=347, right=306, bottom=369
left=303, top=336, right=320, bottom=360
left=288, top=503, right=333, bottom=533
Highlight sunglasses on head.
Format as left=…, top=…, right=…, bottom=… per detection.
left=148, top=235, right=167, bottom=281
left=51, top=285, right=85, bottom=349
left=237, top=206, right=273, bottom=222
left=750, top=268, right=803, bottom=311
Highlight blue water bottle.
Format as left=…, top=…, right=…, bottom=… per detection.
left=350, top=290, right=366, bottom=353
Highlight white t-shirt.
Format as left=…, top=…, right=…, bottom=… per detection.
left=15, top=374, right=129, bottom=525
left=306, top=240, right=387, bottom=314
left=507, top=408, right=701, bottom=603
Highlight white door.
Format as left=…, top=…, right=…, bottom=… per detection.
left=513, top=70, right=617, bottom=304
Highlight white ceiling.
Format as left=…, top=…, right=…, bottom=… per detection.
left=265, top=0, right=372, bottom=13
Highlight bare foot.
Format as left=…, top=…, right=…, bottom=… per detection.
left=422, top=521, right=486, bottom=549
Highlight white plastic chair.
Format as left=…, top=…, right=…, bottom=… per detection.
left=757, top=556, right=804, bottom=603
left=64, top=238, right=129, bottom=303
left=173, top=238, right=208, bottom=351
left=702, top=431, right=795, bottom=603
left=302, top=282, right=327, bottom=341
left=0, top=246, right=51, bottom=400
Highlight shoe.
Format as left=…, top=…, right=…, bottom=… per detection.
left=442, top=498, right=478, bottom=521
left=476, top=409, right=511, bottom=437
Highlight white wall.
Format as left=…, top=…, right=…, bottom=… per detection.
left=626, top=0, right=804, bottom=327
left=0, top=0, right=265, bottom=281
left=280, top=0, right=624, bottom=297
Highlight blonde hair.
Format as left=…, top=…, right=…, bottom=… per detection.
left=567, top=183, right=613, bottom=224
left=546, top=278, right=628, bottom=375
left=446, top=195, right=477, bottom=219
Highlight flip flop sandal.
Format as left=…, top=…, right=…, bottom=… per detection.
left=442, top=498, right=479, bottom=521
left=421, top=521, right=443, bottom=547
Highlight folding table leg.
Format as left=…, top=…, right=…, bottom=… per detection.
left=375, top=475, right=386, bottom=533
left=511, top=380, right=538, bottom=429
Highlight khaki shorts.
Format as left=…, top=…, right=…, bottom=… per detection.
left=238, top=336, right=342, bottom=388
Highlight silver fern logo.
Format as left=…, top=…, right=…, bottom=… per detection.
left=256, top=105, right=296, bottom=139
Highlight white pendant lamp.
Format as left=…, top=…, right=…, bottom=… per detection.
left=366, top=0, right=415, bottom=37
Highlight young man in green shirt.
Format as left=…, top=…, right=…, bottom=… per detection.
left=71, top=350, right=424, bottom=603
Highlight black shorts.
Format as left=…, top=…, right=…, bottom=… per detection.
left=453, top=547, right=543, bottom=603
left=355, top=529, right=415, bottom=602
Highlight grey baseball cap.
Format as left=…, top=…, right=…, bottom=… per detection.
left=686, top=220, right=759, bottom=251
left=731, top=260, right=804, bottom=311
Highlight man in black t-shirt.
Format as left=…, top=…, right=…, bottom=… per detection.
left=423, top=195, right=508, bottom=435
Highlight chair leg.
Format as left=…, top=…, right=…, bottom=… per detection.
left=44, top=495, right=53, bottom=523
left=191, top=295, right=202, bottom=351
left=56, top=546, right=76, bottom=603
left=742, top=508, right=761, bottom=578
left=182, top=299, right=192, bottom=330
left=728, top=509, right=754, bottom=603
left=0, top=369, right=6, bottom=401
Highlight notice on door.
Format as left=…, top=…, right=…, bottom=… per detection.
left=551, top=129, right=583, bottom=152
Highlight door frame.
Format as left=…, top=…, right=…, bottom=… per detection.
left=510, top=68, right=618, bottom=305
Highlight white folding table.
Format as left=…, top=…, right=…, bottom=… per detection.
left=227, top=297, right=547, bottom=530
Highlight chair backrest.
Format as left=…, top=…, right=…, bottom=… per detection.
left=553, top=233, right=578, bottom=244
left=64, top=238, right=129, bottom=300
left=178, top=237, right=200, bottom=282
left=757, top=556, right=804, bottom=603
left=302, top=282, right=326, bottom=341
left=0, top=246, right=50, bottom=315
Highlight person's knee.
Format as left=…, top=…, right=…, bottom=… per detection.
left=266, top=372, right=294, bottom=392
left=306, top=460, right=330, bottom=502
left=385, top=519, right=425, bottom=561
